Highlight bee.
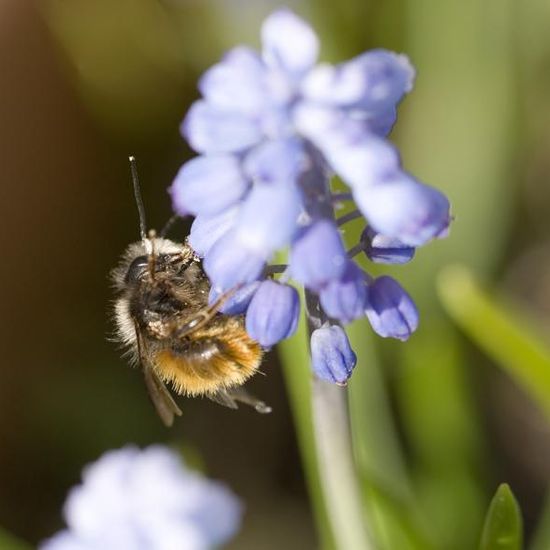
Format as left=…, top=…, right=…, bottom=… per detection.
left=111, top=157, right=270, bottom=426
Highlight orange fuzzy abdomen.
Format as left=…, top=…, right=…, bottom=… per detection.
left=152, top=326, right=262, bottom=396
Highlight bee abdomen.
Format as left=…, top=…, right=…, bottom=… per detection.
left=152, top=328, right=262, bottom=397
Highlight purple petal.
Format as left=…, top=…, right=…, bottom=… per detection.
left=203, top=231, right=267, bottom=291
left=300, top=62, right=368, bottom=106
left=293, top=103, right=401, bottom=186
left=319, top=261, right=368, bottom=324
left=182, top=100, right=262, bottom=154
left=353, top=173, right=451, bottom=246
left=245, top=280, right=300, bottom=346
left=170, top=156, right=248, bottom=217
left=243, top=138, right=306, bottom=185
left=361, top=226, right=415, bottom=264
left=351, top=50, right=415, bottom=111
left=326, top=135, right=401, bottom=189
left=365, top=276, right=418, bottom=341
left=365, top=107, right=397, bottom=137
left=261, top=9, right=319, bottom=76
left=199, top=47, right=267, bottom=115
left=209, top=281, right=261, bottom=315
left=290, top=220, right=347, bottom=290
left=302, top=50, right=414, bottom=112
left=310, top=325, right=356, bottom=384
left=188, top=207, right=239, bottom=257
left=233, top=182, right=302, bottom=253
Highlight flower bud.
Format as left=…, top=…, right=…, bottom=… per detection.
left=246, top=280, right=300, bottom=347
left=319, top=261, right=367, bottom=324
left=365, top=276, right=418, bottom=341
left=290, top=220, right=347, bottom=290
left=310, top=325, right=356, bottom=384
left=361, top=226, right=415, bottom=264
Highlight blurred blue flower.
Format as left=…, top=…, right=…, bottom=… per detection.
left=40, top=446, right=242, bottom=550
left=171, top=8, right=451, bottom=382
left=311, top=325, right=357, bottom=384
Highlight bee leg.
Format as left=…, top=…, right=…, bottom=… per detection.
left=208, top=390, right=239, bottom=410
left=214, top=387, right=272, bottom=414
left=172, top=287, right=239, bottom=338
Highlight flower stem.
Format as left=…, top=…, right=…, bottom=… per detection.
left=305, top=290, right=373, bottom=550
left=336, top=209, right=363, bottom=226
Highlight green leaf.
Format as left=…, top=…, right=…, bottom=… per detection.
left=438, top=265, right=550, bottom=422
left=480, top=484, right=523, bottom=550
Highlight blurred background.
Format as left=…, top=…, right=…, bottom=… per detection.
left=1, top=0, right=550, bottom=548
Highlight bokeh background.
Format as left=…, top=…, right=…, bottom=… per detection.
left=1, top=0, right=550, bottom=548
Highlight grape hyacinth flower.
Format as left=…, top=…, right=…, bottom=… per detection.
left=40, top=446, right=242, bottom=550
left=170, top=8, right=451, bottom=384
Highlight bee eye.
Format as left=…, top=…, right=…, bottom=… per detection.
left=125, top=255, right=149, bottom=283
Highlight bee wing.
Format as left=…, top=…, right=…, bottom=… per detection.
left=134, top=321, right=182, bottom=427
left=143, top=366, right=182, bottom=427
left=209, top=387, right=272, bottom=414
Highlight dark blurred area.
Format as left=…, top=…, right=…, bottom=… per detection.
left=2, top=0, right=550, bottom=548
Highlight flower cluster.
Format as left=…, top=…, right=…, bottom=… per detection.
left=41, top=446, right=242, bottom=550
left=170, top=9, right=450, bottom=383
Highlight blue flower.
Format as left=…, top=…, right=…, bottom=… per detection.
left=246, top=280, right=300, bottom=346
left=365, top=276, right=419, bottom=341
left=361, top=226, right=415, bottom=264
left=40, top=446, right=242, bottom=550
left=171, top=8, right=451, bottom=383
left=319, top=261, right=367, bottom=324
left=311, top=325, right=357, bottom=384
left=290, top=220, right=347, bottom=290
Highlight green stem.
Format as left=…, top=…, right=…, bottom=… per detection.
left=311, top=377, right=374, bottom=550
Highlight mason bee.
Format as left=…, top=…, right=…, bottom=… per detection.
left=112, top=157, right=270, bottom=426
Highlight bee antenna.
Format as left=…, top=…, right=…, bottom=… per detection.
left=129, top=156, right=147, bottom=240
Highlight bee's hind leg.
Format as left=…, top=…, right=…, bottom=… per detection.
left=209, top=387, right=272, bottom=414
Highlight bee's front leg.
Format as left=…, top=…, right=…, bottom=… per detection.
left=171, top=286, right=239, bottom=338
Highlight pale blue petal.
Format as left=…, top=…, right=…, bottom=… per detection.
left=199, top=47, right=267, bottom=115
left=261, top=9, right=319, bottom=76
left=353, top=173, right=451, bottom=246
left=182, top=100, right=262, bottom=154
left=325, top=135, right=401, bottom=189
left=361, top=226, right=415, bottom=264
left=245, top=280, right=300, bottom=346
left=243, top=138, right=306, bottom=184
left=170, top=155, right=248, bottom=216
left=300, top=50, right=414, bottom=112
left=290, top=220, right=347, bottom=290
left=234, top=182, right=302, bottom=253
left=204, top=230, right=267, bottom=291
left=351, top=50, right=415, bottom=112
left=188, top=206, right=239, bottom=257
left=310, top=325, right=356, bottom=384
left=300, top=62, right=368, bottom=106
left=209, top=281, right=261, bottom=315
left=293, top=103, right=401, bottom=185
left=365, top=107, right=397, bottom=137
left=365, top=276, right=418, bottom=341
left=319, top=261, right=368, bottom=324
